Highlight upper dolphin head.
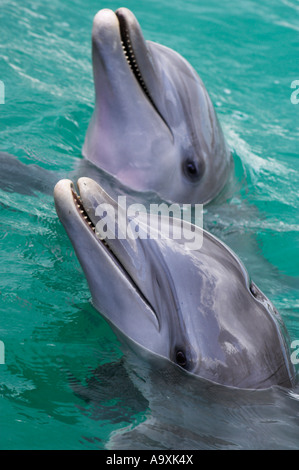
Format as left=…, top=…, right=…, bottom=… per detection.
left=54, top=177, right=294, bottom=389
left=83, top=8, right=232, bottom=204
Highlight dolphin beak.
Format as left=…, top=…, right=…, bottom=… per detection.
left=91, top=8, right=170, bottom=131
left=54, top=177, right=160, bottom=332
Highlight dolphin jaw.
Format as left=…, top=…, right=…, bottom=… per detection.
left=91, top=8, right=170, bottom=133
left=54, top=178, right=159, bottom=329
left=115, top=9, right=171, bottom=131
left=116, top=12, right=153, bottom=104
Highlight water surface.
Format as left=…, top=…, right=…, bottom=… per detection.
left=0, top=0, right=298, bottom=449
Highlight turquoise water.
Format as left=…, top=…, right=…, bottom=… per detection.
left=0, top=0, right=299, bottom=449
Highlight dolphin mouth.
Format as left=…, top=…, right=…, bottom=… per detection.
left=116, top=11, right=153, bottom=105
left=57, top=179, right=158, bottom=322
left=114, top=9, right=170, bottom=131
left=70, top=185, right=111, bottom=250
left=71, top=183, right=127, bottom=267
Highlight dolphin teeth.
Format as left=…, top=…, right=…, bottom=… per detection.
left=71, top=188, right=98, bottom=234
left=116, top=13, right=169, bottom=127
left=119, top=23, right=154, bottom=102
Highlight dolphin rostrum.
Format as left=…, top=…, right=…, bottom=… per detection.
left=54, top=177, right=295, bottom=390
left=83, top=8, right=232, bottom=204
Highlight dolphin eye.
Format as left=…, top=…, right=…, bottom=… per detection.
left=249, top=282, right=258, bottom=297
left=250, top=281, right=266, bottom=303
left=175, top=350, right=187, bottom=368
left=183, top=158, right=203, bottom=182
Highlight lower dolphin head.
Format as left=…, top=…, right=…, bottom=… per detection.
left=54, top=177, right=294, bottom=390
left=83, top=8, right=231, bottom=204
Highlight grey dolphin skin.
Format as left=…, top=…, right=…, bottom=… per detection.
left=0, top=152, right=59, bottom=196
left=83, top=8, right=232, bottom=204
left=54, top=177, right=294, bottom=390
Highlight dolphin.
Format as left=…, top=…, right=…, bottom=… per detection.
left=82, top=8, right=232, bottom=204
left=54, top=177, right=295, bottom=390
left=0, top=151, right=59, bottom=196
